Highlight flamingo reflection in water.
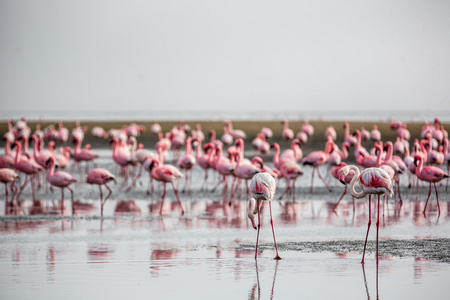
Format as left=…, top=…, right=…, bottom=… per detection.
left=247, top=172, right=281, bottom=260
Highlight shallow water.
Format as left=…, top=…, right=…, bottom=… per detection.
left=1, top=149, right=450, bottom=299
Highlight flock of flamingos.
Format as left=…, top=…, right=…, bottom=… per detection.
left=1, top=117, right=449, bottom=263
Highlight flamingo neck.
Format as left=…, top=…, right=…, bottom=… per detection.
left=347, top=165, right=367, bottom=199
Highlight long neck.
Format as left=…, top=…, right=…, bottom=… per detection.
left=14, top=143, right=21, bottom=164
left=347, top=165, right=366, bottom=199
left=272, top=144, right=280, bottom=166
left=386, top=143, right=393, bottom=160
left=376, top=145, right=382, bottom=167
left=48, top=160, right=55, bottom=177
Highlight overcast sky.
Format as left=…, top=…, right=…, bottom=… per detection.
left=1, top=0, right=450, bottom=118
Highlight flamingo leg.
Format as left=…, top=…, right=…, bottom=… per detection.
left=434, top=182, right=440, bottom=215
left=99, top=185, right=104, bottom=217
left=171, top=181, right=185, bottom=215
left=376, top=195, right=380, bottom=265
left=292, top=178, right=297, bottom=202
left=333, top=185, right=347, bottom=211
left=361, top=195, right=372, bottom=264
left=255, top=200, right=262, bottom=259
left=125, top=164, right=143, bottom=192
left=269, top=201, right=281, bottom=260
left=67, top=186, right=75, bottom=215
left=159, top=183, right=167, bottom=215
left=316, top=167, right=332, bottom=192
left=422, top=183, right=433, bottom=214
left=310, top=168, right=315, bottom=193
left=60, top=187, right=65, bottom=214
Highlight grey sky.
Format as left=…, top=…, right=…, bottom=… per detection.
left=1, top=0, right=450, bottom=116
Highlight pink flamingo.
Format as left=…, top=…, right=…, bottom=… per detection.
left=211, top=144, right=236, bottom=201
left=331, top=162, right=355, bottom=212
left=71, top=138, right=99, bottom=180
left=46, top=157, right=77, bottom=214
left=0, top=168, right=19, bottom=213
left=343, top=122, right=357, bottom=146
left=13, top=141, right=44, bottom=205
left=0, top=137, right=15, bottom=169
left=277, top=160, right=303, bottom=201
left=147, top=158, right=185, bottom=216
left=48, top=142, right=71, bottom=169
left=229, top=147, right=260, bottom=204
left=302, top=140, right=334, bottom=193
left=109, top=137, right=132, bottom=186
left=224, top=120, right=247, bottom=140
left=302, top=121, right=314, bottom=136
left=86, top=168, right=116, bottom=217
left=338, top=165, right=394, bottom=264
left=370, top=125, right=381, bottom=142
left=282, top=120, right=294, bottom=141
left=177, top=137, right=196, bottom=193
left=260, top=127, right=273, bottom=139
left=193, top=138, right=214, bottom=191
left=151, top=122, right=162, bottom=135
left=247, top=172, right=280, bottom=260
left=325, top=126, right=337, bottom=141
left=414, top=155, right=449, bottom=215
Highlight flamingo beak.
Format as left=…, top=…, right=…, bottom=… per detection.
left=338, top=173, right=346, bottom=185
left=251, top=220, right=257, bottom=230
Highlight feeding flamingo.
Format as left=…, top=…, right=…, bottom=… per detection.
left=302, top=140, right=334, bottom=193
left=247, top=172, right=281, bottom=260
left=338, top=165, right=393, bottom=264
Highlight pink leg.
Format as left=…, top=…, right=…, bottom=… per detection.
left=422, top=183, right=432, bottom=214
left=376, top=195, right=380, bottom=265
left=171, top=181, right=185, bottom=215
left=434, top=182, right=440, bottom=215
left=159, top=183, right=167, bottom=215
left=310, top=168, right=315, bottom=193
left=67, top=186, right=75, bottom=215
left=316, top=167, right=332, bottom=192
left=269, top=202, right=281, bottom=260
left=60, top=187, right=65, bottom=213
left=361, top=195, right=372, bottom=264
left=99, top=185, right=104, bottom=217
left=255, top=201, right=262, bottom=259
left=333, top=186, right=347, bottom=210
left=100, top=183, right=112, bottom=217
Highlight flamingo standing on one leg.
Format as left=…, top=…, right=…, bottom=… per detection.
left=247, top=172, right=281, bottom=260
left=46, top=157, right=77, bottom=214
left=338, top=165, right=394, bottom=264
left=147, top=158, right=185, bottom=216
left=86, top=168, right=116, bottom=217
left=414, top=155, right=449, bottom=215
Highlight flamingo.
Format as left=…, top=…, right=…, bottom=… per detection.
left=338, top=165, right=394, bottom=264
left=46, top=157, right=77, bottom=214
left=0, top=168, right=19, bottom=212
left=146, top=158, right=185, bottom=216
left=211, top=144, right=236, bottom=202
left=343, top=122, right=357, bottom=146
left=325, top=126, right=337, bottom=141
left=151, top=122, right=162, bottom=135
left=370, top=125, right=381, bottom=142
left=177, top=137, right=196, bottom=193
left=331, top=162, right=355, bottom=212
left=71, top=138, right=99, bottom=180
left=109, top=137, right=132, bottom=186
left=224, top=120, right=247, bottom=139
left=193, top=138, right=214, bottom=191
left=247, top=172, right=280, bottom=260
left=48, top=142, right=71, bottom=169
left=229, top=146, right=260, bottom=204
left=302, top=140, right=334, bottom=193
left=86, top=168, right=116, bottom=217
left=13, top=141, right=43, bottom=204
left=277, top=160, right=303, bottom=201
left=260, top=127, right=273, bottom=139
left=414, top=155, right=449, bottom=215
left=282, top=119, right=294, bottom=141
left=302, top=121, right=314, bottom=136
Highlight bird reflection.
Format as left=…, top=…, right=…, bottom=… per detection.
left=251, top=259, right=279, bottom=300
left=361, top=263, right=379, bottom=300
